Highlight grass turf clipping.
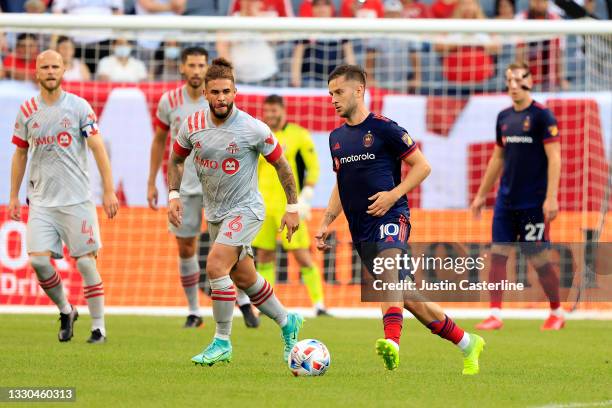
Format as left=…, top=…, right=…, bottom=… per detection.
left=1, top=315, right=610, bottom=407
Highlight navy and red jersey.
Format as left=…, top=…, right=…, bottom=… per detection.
left=495, top=100, right=559, bottom=210
left=329, top=112, right=417, bottom=243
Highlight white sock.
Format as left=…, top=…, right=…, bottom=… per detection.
left=92, top=319, right=106, bottom=337
left=60, top=304, right=72, bottom=314
left=457, top=332, right=471, bottom=351
left=236, top=289, right=251, bottom=307
left=314, top=302, right=325, bottom=311
left=491, top=307, right=502, bottom=320
left=386, top=338, right=399, bottom=351
left=551, top=307, right=564, bottom=317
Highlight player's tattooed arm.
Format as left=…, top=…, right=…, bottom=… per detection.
left=271, top=156, right=298, bottom=204
left=322, top=183, right=342, bottom=226
left=271, top=155, right=300, bottom=242
left=167, top=152, right=186, bottom=192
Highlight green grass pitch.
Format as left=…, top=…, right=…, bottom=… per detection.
left=1, top=314, right=610, bottom=407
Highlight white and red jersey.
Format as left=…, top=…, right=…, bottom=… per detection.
left=12, top=91, right=99, bottom=207
left=154, top=85, right=207, bottom=196
left=173, top=107, right=282, bottom=223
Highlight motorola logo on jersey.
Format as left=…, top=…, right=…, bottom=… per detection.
left=339, top=153, right=376, bottom=164
left=501, top=135, right=534, bottom=145
left=222, top=158, right=240, bottom=175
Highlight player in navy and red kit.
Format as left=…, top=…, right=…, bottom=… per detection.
left=471, top=61, right=563, bottom=331
left=316, top=64, right=485, bottom=375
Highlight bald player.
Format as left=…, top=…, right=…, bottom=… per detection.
left=8, top=50, right=119, bottom=344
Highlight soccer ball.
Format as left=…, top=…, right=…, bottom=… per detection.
left=288, top=339, right=330, bottom=376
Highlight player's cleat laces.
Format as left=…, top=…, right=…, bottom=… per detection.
left=183, top=314, right=203, bottom=328
left=239, top=304, right=260, bottom=328
left=541, top=314, right=565, bottom=331
left=281, top=313, right=304, bottom=361
left=191, top=338, right=232, bottom=366
left=475, top=316, right=503, bottom=330
left=86, top=329, right=106, bottom=344
left=375, top=338, right=400, bottom=371
left=462, top=334, right=485, bottom=375
left=58, top=306, right=78, bottom=342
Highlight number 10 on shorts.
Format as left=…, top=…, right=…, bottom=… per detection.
left=379, top=223, right=399, bottom=239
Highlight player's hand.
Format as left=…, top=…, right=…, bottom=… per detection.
left=279, top=211, right=299, bottom=242
left=543, top=196, right=559, bottom=222
left=103, top=191, right=119, bottom=219
left=168, top=198, right=183, bottom=228
left=470, top=195, right=486, bottom=219
left=147, top=183, right=159, bottom=210
left=8, top=197, right=21, bottom=221
left=367, top=191, right=399, bottom=217
left=315, top=224, right=331, bottom=252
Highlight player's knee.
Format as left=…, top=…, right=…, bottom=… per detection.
left=491, top=244, right=512, bottom=257
left=176, top=237, right=197, bottom=258
left=256, top=249, right=275, bottom=263
left=30, top=255, right=54, bottom=279
left=293, top=249, right=313, bottom=267
left=206, top=258, right=230, bottom=280
left=528, top=251, right=550, bottom=270
left=76, top=256, right=97, bottom=274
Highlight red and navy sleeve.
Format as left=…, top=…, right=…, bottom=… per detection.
left=496, top=111, right=504, bottom=148
left=540, top=108, right=560, bottom=144
left=382, top=120, right=417, bottom=160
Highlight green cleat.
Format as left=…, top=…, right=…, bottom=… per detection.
left=191, top=338, right=232, bottom=366
left=375, top=338, right=399, bottom=371
left=281, top=313, right=304, bottom=362
left=462, top=334, right=485, bottom=375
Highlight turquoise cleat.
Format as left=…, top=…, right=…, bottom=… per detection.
left=191, top=337, right=232, bottom=366
left=281, top=313, right=304, bottom=362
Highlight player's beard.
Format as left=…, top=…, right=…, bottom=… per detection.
left=39, top=77, right=62, bottom=93
left=210, top=102, right=234, bottom=120
left=187, top=76, right=203, bottom=90
left=339, top=101, right=356, bottom=119
left=267, top=116, right=282, bottom=130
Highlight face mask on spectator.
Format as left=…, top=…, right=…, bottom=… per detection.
left=164, top=47, right=180, bottom=60
left=114, top=45, right=132, bottom=58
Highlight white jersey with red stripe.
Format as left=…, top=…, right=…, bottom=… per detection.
left=12, top=91, right=99, bottom=207
left=155, top=85, right=207, bottom=196
left=173, top=107, right=282, bottom=223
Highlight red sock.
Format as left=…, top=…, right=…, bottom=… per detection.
left=489, top=253, right=508, bottom=309
left=427, top=315, right=465, bottom=345
left=383, top=307, right=403, bottom=345
left=535, top=263, right=561, bottom=310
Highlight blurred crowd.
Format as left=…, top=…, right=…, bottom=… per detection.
left=0, top=0, right=608, bottom=93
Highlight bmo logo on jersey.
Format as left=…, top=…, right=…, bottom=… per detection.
left=33, top=132, right=72, bottom=148
left=194, top=156, right=219, bottom=169
left=57, top=132, right=72, bottom=148
left=222, top=158, right=240, bottom=175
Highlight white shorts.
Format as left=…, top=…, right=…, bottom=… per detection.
left=27, top=201, right=101, bottom=259
left=168, top=194, right=204, bottom=238
left=207, top=212, right=263, bottom=261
